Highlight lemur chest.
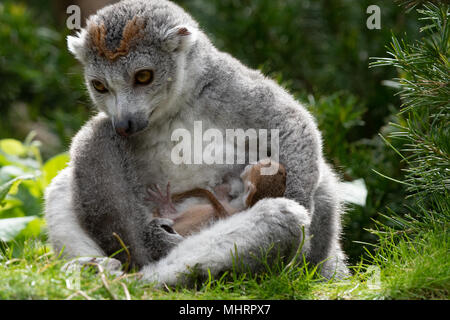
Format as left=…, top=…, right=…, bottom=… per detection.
left=133, top=116, right=237, bottom=194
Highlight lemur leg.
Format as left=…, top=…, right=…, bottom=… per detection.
left=141, top=198, right=312, bottom=287
left=45, top=167, right=105, bottom=257
left=45, top=167, right=122, bottom=273
left=308, top=162, right=349, bottom=280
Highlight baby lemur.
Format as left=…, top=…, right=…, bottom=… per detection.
left=147, top=160, right=287, bottom=236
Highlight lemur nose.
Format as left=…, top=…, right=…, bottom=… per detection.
left=114, top=116, right=149, bottom=137
left=115, top=118, right=134, bottom=137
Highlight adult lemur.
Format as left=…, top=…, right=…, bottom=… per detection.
left=45, top=0, right=349, bottom=285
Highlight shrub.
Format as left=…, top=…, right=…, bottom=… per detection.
left=0, top=134, right=69, bottom=256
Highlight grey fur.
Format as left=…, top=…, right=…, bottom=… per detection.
left=45, top=0, right=349, bottom=284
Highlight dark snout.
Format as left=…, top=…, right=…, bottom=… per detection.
left=114, top=115, right=149, bottom=137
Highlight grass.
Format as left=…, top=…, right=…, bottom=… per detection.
left=0, top=239, right=321, bottom=300
left=316, top=228, right=449, bottom=300
left=372, top=230, right=449, bottom=299
left=1, top=227, right=448, bottom=300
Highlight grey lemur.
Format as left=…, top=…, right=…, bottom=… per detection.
left=45, top=0, right=349, bottom=286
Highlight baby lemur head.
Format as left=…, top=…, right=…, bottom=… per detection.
left=67, top=0, right=202, bottom=137
left=241, top=160, right=287, bottom=207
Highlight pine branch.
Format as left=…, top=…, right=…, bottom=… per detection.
left=371, top=2, right=449, bottom=224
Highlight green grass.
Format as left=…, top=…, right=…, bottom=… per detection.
left=317, top=229, right=449, bottom=300
left=1, top=227, right=448, bottom=300
left=371, top=230, right=449, bottom=299
left=0, top=239, right=321, bottom=300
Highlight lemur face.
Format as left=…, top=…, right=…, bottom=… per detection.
left=84, top=44, right=185, bottom=137
left=67, top=1, right=198, bottom=137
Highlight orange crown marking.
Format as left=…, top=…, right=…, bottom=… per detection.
left=88, top=16, right=146, bottom=61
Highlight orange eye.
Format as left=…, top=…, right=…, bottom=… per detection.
left=92, top=80, right=108, bottom=93
left=135, top=70, right=154, bottom=85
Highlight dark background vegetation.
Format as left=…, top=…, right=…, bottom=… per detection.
left=0, top=0, right=425, bottom=263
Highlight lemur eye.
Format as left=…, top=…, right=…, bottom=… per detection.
left=135, top=70, right=154, bottom=85
left=92, top=80, right=108, bottom=93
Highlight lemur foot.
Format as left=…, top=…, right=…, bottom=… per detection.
left=213, top=183, right=231, bottom=200
left=146, top=182, right=178, bottom=218
left=61, top=257, right=123, bottom=277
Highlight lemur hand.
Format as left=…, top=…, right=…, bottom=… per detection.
left=145, top=182, right=178, bottom=218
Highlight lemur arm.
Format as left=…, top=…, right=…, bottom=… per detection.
left=269, top=109, right=321, bottom=211
left=196, top=58, right=322, bottom=211
left=69, top=115, right=183, bottom=268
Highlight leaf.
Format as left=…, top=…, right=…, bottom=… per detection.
left=0, top=216, right=37, bottom=242
left=0, top=165, right=27, bottom=181
left=0, top=198, right=23, bottom=214
left=0, top=175, right=35, bottom=204
left=0, top=204, right=26, bottom=220
left=41, top=153, right=69, bottom=188
left=0, top=139, right=27, bottom=156
left=17, top=217, right=45, bottom=239
left=0, top=150, right=40, bottom=169
left=13, top=180, right=44, bottom=217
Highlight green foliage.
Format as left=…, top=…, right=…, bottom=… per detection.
left=375, top=230, right=449, bottom=299
left=306, top=93, right=367, bottom=165
left=396, top=0, right=446, bottom=12
left=0, top=134, right=69, bottom=249
left=371, top=2, right=449, bottom=227
left=358, top=0, right=450, bottom=299
left=304, top=92, right=409, bottom=261
left=0, top=1, right=89, bottom=145
left=175, top=0, right=420, bottom=138
left=0, top=216, right=40, bottom=242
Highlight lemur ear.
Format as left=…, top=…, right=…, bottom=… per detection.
left=67, top=29, right=87, bottom=63
left=162, top=26, right=197, bottom=52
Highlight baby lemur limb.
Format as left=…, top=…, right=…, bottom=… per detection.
left=146, top=160, right=287, bottom=236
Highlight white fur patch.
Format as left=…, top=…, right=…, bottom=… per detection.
left=45, top=167, right=105, bottom=258
left=67, top=29, right=88, bottom=62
